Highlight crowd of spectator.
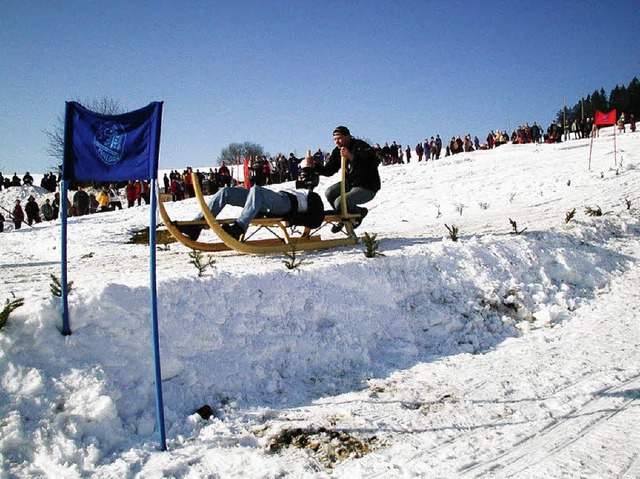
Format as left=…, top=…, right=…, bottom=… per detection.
left=0, top=171, right=59, bottom=192
left=0, top=193, right=63, bottom=231
left=0, top=171, right=143, bottom=231
left=161, top=150, right=330, bottom=197
left=1, top=113, right=636, bottom=232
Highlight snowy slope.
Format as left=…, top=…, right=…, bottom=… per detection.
left=1, top=127, right=639, bottom=478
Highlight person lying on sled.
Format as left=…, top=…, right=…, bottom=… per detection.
left=314, top=126, right=381, bottom=233
left=175, top=168, right=325, bottom=241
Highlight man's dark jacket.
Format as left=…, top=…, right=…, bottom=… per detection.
left=316, top=138, right=381, bottom=192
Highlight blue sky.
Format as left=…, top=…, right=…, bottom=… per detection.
left=1, top=0, right=638, bottom=174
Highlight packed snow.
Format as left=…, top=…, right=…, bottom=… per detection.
left=1, top=127, right=639, bottom=478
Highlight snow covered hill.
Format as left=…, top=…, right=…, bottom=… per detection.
left=1, top=127, right=639, bottom=478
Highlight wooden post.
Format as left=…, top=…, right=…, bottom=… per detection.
left=339, top=154, right=357, bottom=237
left=340, top=154, right=348, bottom=218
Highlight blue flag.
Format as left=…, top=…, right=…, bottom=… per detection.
left=63, top=101, right=163, bottom=181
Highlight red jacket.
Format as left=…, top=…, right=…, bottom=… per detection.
left=13, top=204, right=24, bottom=222
left=125, top=183, right=136, bottom=201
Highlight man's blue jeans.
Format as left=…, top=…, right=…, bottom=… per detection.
left=197, top=186, right=292, bottom=230
left=325, top=182, right=376, bottom=214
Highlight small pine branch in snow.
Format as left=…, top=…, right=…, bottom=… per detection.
left=50, top=274, right=73, bottom=297
left=585, top=205, right=603, bottom=217
left=565, top=208, right=576, bottom=223
left=362, top=232, right=384, bottom=258
left=0, top=295, right=24, bottom=330
left=189, top=250, right=215, bottom=277
left=456, top=203, right=464, bottom=215
left=479, top=202, right=490, bottom=210
left=624, top=198, right=632, bottom=210
left=445, top=224, right=459, bottom=242
left=81, top=252, right=94, bottom=259
left=509, top=218, right=527, bottom=235
left=283, top=246, right=304, bottom=270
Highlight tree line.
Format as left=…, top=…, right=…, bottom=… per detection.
left=557, top=76, right=639, bottom=124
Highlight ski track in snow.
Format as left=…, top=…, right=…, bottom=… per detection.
left=328, top=246, right=640, bottom=478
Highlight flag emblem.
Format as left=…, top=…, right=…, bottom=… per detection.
left=95, top=121, right=126, bottom=165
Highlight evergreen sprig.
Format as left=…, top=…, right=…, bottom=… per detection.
left=0, top=295, right=25, bottom=330
left=363, top=232, right=384, bottom=258
left=283, top=246, right=304, bottom=270
left=509, top=218, right=528, bottom=235
left=445, top=224, right=459, bottom=242
left=565, top=208, right=576, bottom=223
left=50, top=274, right=74, bottom=297
left=585, top=205, right=603, bottom=217
left=189, top=250, right=216, bottom=277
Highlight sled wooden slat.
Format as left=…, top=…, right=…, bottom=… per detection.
left=340, top=153, right=355, bottom=236
left=172, top=212, right=360, bottom=229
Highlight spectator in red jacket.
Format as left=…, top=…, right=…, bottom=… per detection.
left=183, top=168, right=195, bottom=198
left=141, top=180, right=150, bottom=205
left=13, top=199, right=25, bottom=230
left=170, top=177, right=182, bottom=202
left=134, top=180, right=142, bottom=206
left=125, top=181, right=136, bottom=208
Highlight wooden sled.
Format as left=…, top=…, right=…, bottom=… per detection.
left=159, top=154, right=362, bottom=255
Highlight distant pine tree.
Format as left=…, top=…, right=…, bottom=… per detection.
left=557, top=76, right=639, bottom=124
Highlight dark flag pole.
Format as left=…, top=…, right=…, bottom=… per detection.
left=60, top=179, right=71, bottom=335
left=61, top=102, right=72, bottom=335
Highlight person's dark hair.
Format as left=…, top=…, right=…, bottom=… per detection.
left=295, top=167, right=319, bottom=190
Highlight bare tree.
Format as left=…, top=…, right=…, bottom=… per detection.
left=219, top=141, right=266, bottom=165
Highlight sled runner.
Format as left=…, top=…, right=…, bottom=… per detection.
left=159, top=155, right=362, bottom=254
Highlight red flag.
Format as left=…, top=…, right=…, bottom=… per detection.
left=594, top=109, right=617, bottom=125
left=243, top=157, right=251, bottom=189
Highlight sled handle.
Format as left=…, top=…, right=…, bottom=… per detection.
left=340, top=154, right=348, bottom=219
